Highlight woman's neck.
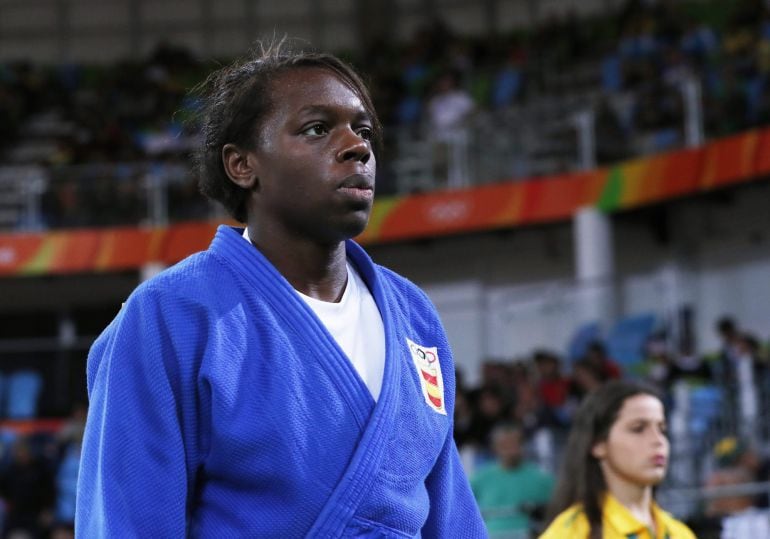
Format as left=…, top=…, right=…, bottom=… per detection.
left=604, top=473, right=655, bottom=530
left=245, top=225, right=348, bottom=302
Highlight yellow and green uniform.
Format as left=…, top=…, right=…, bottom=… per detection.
left=539, top=493, right=696, bottom=539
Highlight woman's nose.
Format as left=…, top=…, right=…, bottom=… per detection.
left=336, top=129, right=371, bottom=164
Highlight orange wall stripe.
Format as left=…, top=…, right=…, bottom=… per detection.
left=161, top=221, right=219, bottom=265
left=0, top=234, right=46, bottom=276
left=700, top=131, right=759, bottom=190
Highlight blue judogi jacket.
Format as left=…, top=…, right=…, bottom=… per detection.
left=76, top=225, right=486, bottom=538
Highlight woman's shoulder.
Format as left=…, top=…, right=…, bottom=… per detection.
left=538, top=505, right=589, bottom=539
left=658, top=509, right=697, bottom=539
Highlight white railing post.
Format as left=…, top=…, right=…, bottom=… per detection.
left=22, top=166, right=47, bottom=230
left=681, top=76, right=705, bottom=148
left=573, top=109, right=597, bottom=171
left=145, top=167, right=168, bottom=226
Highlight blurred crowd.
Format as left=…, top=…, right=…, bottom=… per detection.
left=0, top=404, right=84, bottom=539
left=0, top=42, right=200, bottom=165
left=367, top=0, right=770, bottom=149
left=3, top=0, right=770, bottom=228
left=5, top=0, right=770, bottom=161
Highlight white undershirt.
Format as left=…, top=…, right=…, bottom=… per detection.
left=242, top=228, right=385, bottom=401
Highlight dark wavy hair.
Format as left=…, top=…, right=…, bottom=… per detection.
left=191, top=38, right=382, bottom=223
left=546, top=379, right=663, bottom=539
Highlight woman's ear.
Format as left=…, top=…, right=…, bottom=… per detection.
left=591, top=441, right=607, bottom=460
left=222, top=143, right=259, bottom=190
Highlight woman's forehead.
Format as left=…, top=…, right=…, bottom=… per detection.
left=268, top=67, right=366, bottom=114
left=615, top=394, right=664, bottom=420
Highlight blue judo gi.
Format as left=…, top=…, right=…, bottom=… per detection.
left=76, top=225, right=486, bottom=538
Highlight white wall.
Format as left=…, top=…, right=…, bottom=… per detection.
left=421, top=280, right=486, bottom=387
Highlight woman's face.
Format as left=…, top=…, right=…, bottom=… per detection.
left=248, top=67, right=376, bottom=244
left=592, top=394, right=669, bottom=488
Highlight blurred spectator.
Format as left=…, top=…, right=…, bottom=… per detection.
left=0, top=437, right=54, bottom=539
left=569, top=358, right=605, bottom=402
left=490, top=46, right=525, bottom=109
left=51, top=402, right=85, bottom=537
left=454, top=386, right=474, bottom=450
left=425, top=69, right=475, bottom=187
left=642, top=334, right=710, bottom=392
left=479, top=361, right=514, bottom=392
left=51, top=443, right=80, bottom=539
left=510, top=361, right=540, bottom=434
left=533, top=351, right=570, bottom=428
left=734, top=333, right=763, bottom=435
left=669, top=343, right=711, bottom=383
left=643, top=333, right=676, bottom=390
left=466, top=385, right=510, bottom=454
left=680, top=17, right=719, bottom=66
left=584, top=340, right=622, bottom=380
left=471, top=422, right=554, bottom=536
left=705, top=436, right=770, bottom=518
left=595, top=96, right=633, bottom=163
left=714, top=316, right=742, bottom=380
left=425, top=69, right=475, bottom=126
left=55, top=403, right=86, bottom=451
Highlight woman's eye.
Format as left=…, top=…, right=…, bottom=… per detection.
left=304, top=124, right=327, bottom=136
left=358, top=127, right=373, bottom=141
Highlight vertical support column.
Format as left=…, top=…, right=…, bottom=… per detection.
left=573, top=206, right=617, bottom=329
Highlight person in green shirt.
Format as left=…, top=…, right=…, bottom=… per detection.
left=471, top=422, right=555, bottom=536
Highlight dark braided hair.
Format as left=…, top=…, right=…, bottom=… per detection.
left=192, top=38, right=382, bottom=223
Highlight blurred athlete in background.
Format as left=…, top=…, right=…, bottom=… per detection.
left=540, top=380, right=695, bottom=539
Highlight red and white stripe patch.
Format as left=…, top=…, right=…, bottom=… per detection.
left=406, top=338, right=446, bottom=415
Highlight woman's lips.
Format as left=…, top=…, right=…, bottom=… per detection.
left=337, top=173, right=375, bottom=205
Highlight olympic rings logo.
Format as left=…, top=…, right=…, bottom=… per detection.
left=409, top=343, right=437, bottom=364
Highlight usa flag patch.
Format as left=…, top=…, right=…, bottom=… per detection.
left=406, top=338, right=447, bottom=415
